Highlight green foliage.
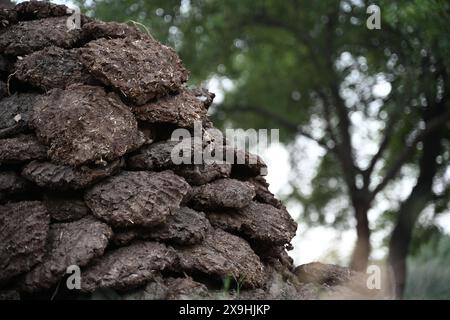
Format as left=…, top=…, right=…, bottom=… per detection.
left=405, top=234, right=450, bottom=299
left=410, top=225, right=448, bottom=258
left=295, top=152, right=349, bottom=227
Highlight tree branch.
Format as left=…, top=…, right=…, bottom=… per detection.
left=364, top=110, right=400, bottom=179
left=220, top=105, right=332, bottom=151
left=318, top=89, right=339, bottom=145
left=370, top=110, right=450, bottom=200
left=313, top=8, right=362, bottom=194
left=250, top=10, right=326, bottom=74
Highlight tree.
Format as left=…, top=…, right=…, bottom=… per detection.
left=385, top=2, right=450, bottom=297
left=388, top=101, right=447, bottom=297
left=76, top=0, right=450, bottom=294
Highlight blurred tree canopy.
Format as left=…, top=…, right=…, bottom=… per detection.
left=75, top=0, right=450, bottom=297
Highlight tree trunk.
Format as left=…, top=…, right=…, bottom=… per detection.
left=388, top=190, right=429, bottom=298
left=350, top=200, right=371, bottom=271
left=388, top=100, right=445, bottom=298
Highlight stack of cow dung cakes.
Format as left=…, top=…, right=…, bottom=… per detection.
left=1, top=1, right=373, bottom=301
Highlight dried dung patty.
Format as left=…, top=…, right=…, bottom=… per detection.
left=15, top=46, right=96, bottom=90
left=31, top=85, right=145, bottom=166
left=21, top=217, right=112, bottom=292
left=0, top=201, right=49, bottom=283
left=80, top=37, right=189, bottom=105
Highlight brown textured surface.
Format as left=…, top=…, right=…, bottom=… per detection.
left=121, top=264, right=360, bottom=300
left=80, top=37, right=188, bottom=105
left=126, top=140, right=180, bottom=171
left=0, top=290, right=20, bottom=300
left=112, top=206, right=210, bottom=246
left=0, top=134, right=47, bottom=164
left=252, top=243, right=295, bottom=263
left=22, top=217, right=112, bottom=292
left=198, top=132, right=268, bottom=177
left=81, top=20, right=143, bottom=41
left=294, top=262, right=353, bottom=286
left=176, top=228, right=265, bottom=288
left=14, top=1, right=69, bottom=21
left=0, top=17, right=81, bottom=56
left=207, top=202, right=297, bottom=246
left=122, top=275, right=208, bottom=300
left=175, top=163, right=232, bottom=186
left=43, top=192, right=91, bottom=222
left=22, top=159, right=122, bottom=190
left=189, top=178, right=255, bottom=210
left=31, top=85, right=145, bottom=166
left=248, top=176, right=283, bottom=208
left=0, top=93, right=41, bottom=139
left=191, top=87, right=215, bottom=109
left=293, top=262, right=383, bottom=299
left=0, top=201, right=49, bottom=283
left=126, top=130, right=232, bottom=177
left=0, top=171, right=30, bottom=199
left=126, top=138, right=231, bottom=185
left=231, top=147, right=268, bottom=177
left=132, top=88, right=209, bottom=128
left=15, top=46, right=96, bottom=90
left=164, top=277, right=209, bottom=300
left=0, top=7, right=17, bottom=30
left=81, top=241, right=178, bottom=292
left=157, top=207, right=210, bottom=244
left=85, top=171, right=190, bottom=228
left=237, top=266, right=314, bottom=300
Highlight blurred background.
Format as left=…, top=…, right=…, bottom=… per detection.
left=10, top=0, right=450, bottom=299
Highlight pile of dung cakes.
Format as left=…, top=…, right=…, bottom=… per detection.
left=0, top=1, right=313, bottom=300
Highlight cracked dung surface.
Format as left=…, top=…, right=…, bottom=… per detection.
left=85, top=171, right=190, bottom=228
left=0, top=201, right=49, bottom=284
left=22, top=216, right=112, bottom=292
left=80, top=37, right=188, bottom=105
left=31, top=85, right=145, bottom=166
